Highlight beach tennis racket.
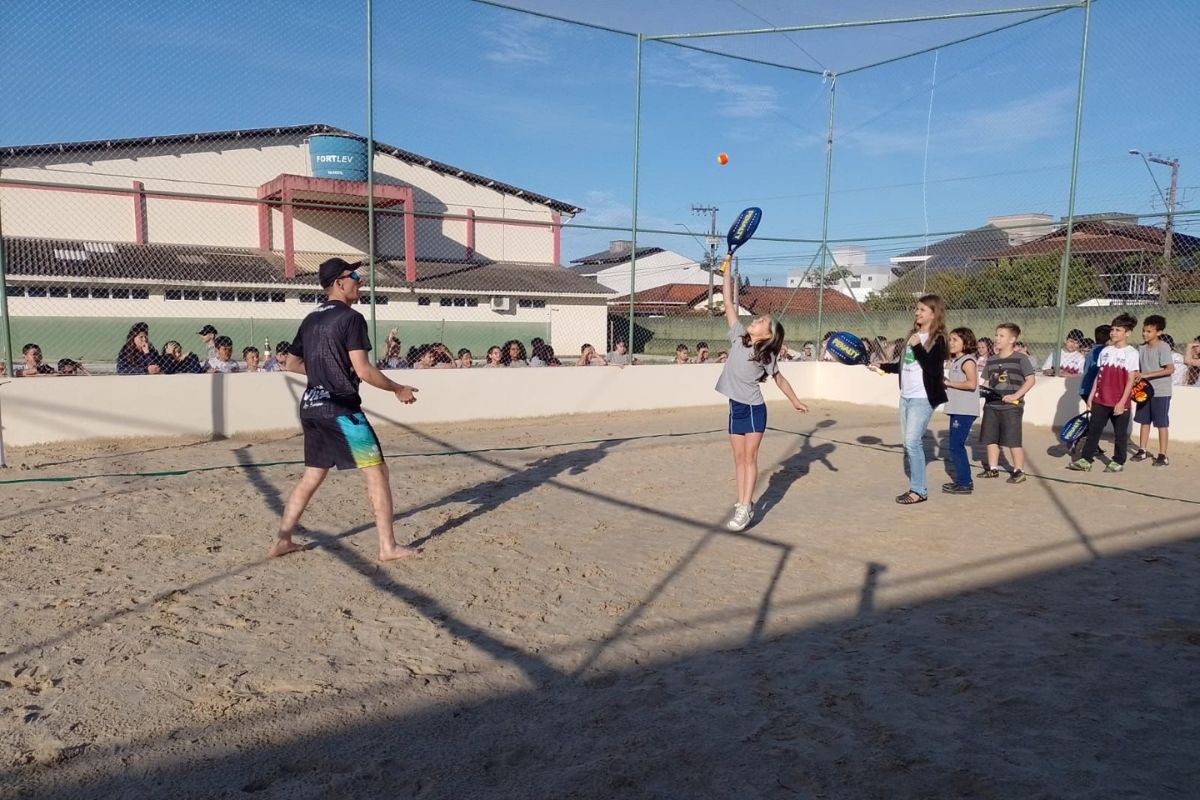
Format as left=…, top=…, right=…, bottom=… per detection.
left=827, top=332, right=868, bottom=365
left=1058, top=411, right=1090, bottom=446
left=826, top=331, right=887, bottom=375
left=1129, top=377, right=1153, bottom=405
left=720, top=207, right=762, bottom=273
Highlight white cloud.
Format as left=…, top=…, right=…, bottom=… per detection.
left=646, top=49, right=781, bottom=119
left=481, top=15, right=557, bottom=65
left=842, top=86, right=1076, bottom=157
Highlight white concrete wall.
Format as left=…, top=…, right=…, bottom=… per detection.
left=6, top=361, right=1200, bottom=449
left=1, top=138, right=562, bottom=263
left=591, top=251, right=707, bottom=294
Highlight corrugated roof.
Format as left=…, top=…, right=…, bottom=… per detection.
left=607, top=282, right=858, bottom=315
left=569, top=245, right=664, bottom=268
left=979, top=221, right=1200, bottom=261
left=2, top=237, right=610, bottom=296
left=0, top=123, right=583, bottom=216
left=891, top=225, right=1012, bottom=276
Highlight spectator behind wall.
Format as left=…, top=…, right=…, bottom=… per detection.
left=160, top=341, right=207, bottom=374
left=17, top=343, right=57, bottom=377
left=207, top=336, right=240, bottom=373
left=501, top=339, right=528, bottom=367
left=116, top=323, right=161, bottom=374
left=260, top=340, right=290, bottom=373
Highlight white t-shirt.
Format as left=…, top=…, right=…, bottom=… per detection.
left=900, top=332, right=929, bottom=399
left=1171, top=352, right=1186, bottom=386
left=1043, top=349, right=1085, bottom=375
left=208, top=357, right=240, bottom=374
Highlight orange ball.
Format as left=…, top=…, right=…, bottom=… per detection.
left=717, top=152, right=729, bottom=165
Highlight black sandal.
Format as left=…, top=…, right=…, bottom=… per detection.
left=895, top=491, right=927, bottom=505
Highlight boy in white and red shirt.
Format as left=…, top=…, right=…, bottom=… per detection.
left=1069, top=313, right=1140, bottom=473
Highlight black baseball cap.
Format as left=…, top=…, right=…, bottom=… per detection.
left=198, top=324, right=218, bottom=335
left=318, top=257, right=362, bottom=289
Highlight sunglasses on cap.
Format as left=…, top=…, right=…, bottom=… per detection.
left=338, top=270, right=361, bottom=283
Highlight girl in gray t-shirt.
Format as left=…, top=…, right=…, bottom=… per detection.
left=942, top=327, right=980, bottom=494
left=713, top=263, right=810, bottom=532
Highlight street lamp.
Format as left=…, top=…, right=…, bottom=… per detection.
left=1129, top=148, right=1180, bottom=302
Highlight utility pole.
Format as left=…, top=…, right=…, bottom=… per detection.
left=1130, top=149, right=1180, bottom=302
left=692, top=205, right=718, bottom=312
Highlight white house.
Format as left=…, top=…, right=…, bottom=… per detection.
left=0, top=123, right=609, bottom=366
left=787, top=246, right=895, bottom=303
left=567, top=240, right=711, bottom=294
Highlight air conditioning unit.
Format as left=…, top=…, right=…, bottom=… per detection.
left=490, top=295, right=512, bottom=312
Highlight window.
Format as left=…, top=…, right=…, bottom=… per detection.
left=110, top=288, right=131, bottom=300
left=8, top=285, right=25, bottom=297
left=299, top=293, right=319, bottom=304
left=219, top=291, right=236, bottom=302
left=91, top=287, right=110, bottom=299
left=358, top=294, right=388, bottom=305
left=27, top=286, right=47, bottom=297
left=518, top=298, right=546, bottom=309
left=439, top=297, right=453, bottom=307
left=269, top=292, right=285, bottom=303
left=201, top=290, right=218, bottom=301
left=236, top=291, right=253, bottom=302
left=417, top=296, right=431, bottom=306
left=183, top=290, right=200, bottom=301
left=252, top=291, right=269, bottom=302
left=70, top=286, right=91, bottom=299
left=49, top=286, right=69, bottom=298
left=466, top=297, right=478, bottom=307
left=165, top=290, right=183, bottom=301
left=131, top=288, right=149, bottom=300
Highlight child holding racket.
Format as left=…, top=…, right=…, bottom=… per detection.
left=715, top=256, right=809, bottom=531
left=877, top=295, right=949, bottom=504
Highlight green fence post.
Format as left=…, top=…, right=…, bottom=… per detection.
left=1052, top=0, right=1092, bottom=374
left=628, top=34, right=643, bottom=355
left=815, top=73, right=837, bottom=346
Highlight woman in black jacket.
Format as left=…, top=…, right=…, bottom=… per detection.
left=878, top=294, right=949, bottom=504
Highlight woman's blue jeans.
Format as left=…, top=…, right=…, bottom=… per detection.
left=947, top=414, right=977, bottom=488
left=899, top=397, right=935, bottom=497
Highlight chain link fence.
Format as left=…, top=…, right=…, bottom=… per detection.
left=2, top=1, right=1198, bottom=380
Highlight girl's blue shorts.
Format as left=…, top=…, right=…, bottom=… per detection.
left=728, top=400, right=767, bottom=435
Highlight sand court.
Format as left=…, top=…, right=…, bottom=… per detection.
left=2, top=401, right=1198, bottom=799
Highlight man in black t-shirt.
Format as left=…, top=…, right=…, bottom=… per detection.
left=270, top=257, right=421, bottom=562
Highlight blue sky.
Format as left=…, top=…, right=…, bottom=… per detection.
left=2, top=0, right=1197, bottom=282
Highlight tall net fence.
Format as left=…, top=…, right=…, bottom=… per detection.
left=2, top=0, right=1198, bottom=378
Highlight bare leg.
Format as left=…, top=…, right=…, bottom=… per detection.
left=1011, top=446, right=1025, bottom=472
left=729, top=435, right=747, bottom=505
left=740, top=432, right=765, bottom=505
left=1138, top=423, right=1150, bottom=451
left=362, top=463, right=420, bottom=561
left=986, top=443, right=1000, bottom=469
left=271, top=466, right=328, bottom=557
left=1158, top=426, right=1168, bottom=457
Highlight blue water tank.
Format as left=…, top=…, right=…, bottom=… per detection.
left=307, top=134, right=368, bottom=181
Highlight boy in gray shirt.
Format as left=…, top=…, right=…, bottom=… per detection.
left=1131, top=314, right=1174, bottom=466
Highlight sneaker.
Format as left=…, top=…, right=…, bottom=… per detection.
left=942, top=483, right=973, bottom=495
left=1105, top=462, right=1124, bottom=473
left=1130, top=449, right=1150, bottom=462
left=1153, top=455, right=1169, bottom=467
left=726, top=504, right=751, bottom=532
left=1006, top=470, right=1027, bottom=484
left=1066, top=459, right=1092, bottom=472
left=977, top=467, right=1000, bottom=479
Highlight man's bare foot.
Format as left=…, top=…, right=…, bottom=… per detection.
left=269, top=537, right=305, bottom=558
left=379, top=544, right=421, bottom=562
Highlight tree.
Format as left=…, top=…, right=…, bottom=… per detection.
left=961, top=254, right=1102, bottom=308
left=864, top=269, right=970, bottom=312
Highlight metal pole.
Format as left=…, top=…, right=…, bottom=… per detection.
left=1052, top=0, right=1091, bottom=375
left=366, top=0, right=378, bottom=352
left=628, top=34, right=643, bottom=356
left=1161, top=158, right=1178, bottom=303
left=815, top=73, right=837, bottom=346
left=0, top=230, right=13, bottom=381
